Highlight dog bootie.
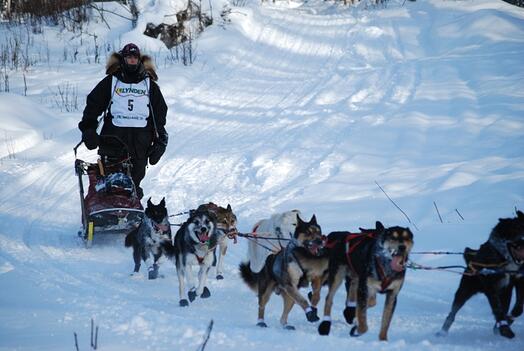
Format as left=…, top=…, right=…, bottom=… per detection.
left=343, top=306, right=356, bottom=324
left=283, top=324, right=295, bottom=330
left=148, top=264, right=159, bottom=280
left=188, top=289, right=197, bottom=302
left=201, top=286, right=211, bottom=298
left=494, top=321, right=515, bottom=339
left=256, top=320, right=268, bottom=328
left=350, top=326, right=362, bottom=337
left=318, top=320, right=331, bottom=335
left=216, top=274, right=224, bottom=280
left=179, top=299, right=189, bottom=307
left=305, top=307, right=319, bottom=322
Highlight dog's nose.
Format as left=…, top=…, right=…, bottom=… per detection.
left=398, top=245, right=406, bottom=252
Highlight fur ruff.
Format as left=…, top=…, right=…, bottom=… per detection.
left=106, top=52, right=158, bottom=81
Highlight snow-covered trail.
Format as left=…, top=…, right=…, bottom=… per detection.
left=1, top=1, right=524, bottom=350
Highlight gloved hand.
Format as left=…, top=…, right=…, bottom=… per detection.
left=148, top=132, right=168, bottom=165
left=82, top=129, right=99, bottom=150
left=148, top=142, right=166, bottom=165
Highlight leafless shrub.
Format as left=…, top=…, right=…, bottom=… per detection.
left=52, top=82, right=79, bottom=112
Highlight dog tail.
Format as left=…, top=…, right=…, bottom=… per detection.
left=124, top=228, right=137, bottom=247
left=239, top=261, right=258, bottom=291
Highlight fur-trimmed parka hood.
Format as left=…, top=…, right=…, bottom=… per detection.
left=105, top=52, right=158, bottom=81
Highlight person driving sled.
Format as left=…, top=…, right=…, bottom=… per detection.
left=78, top=43, right=168, bottom=200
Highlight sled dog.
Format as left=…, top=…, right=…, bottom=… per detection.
left=247, top=210, right=301, bottom=273
left=171, top=207, right=219, bottom=306
left=240, top=214, right=328, bottom=330
left=124, top=197, right=171, bottom=279
left=318, top=222, right=414, bottom=341
left=195, top=203, right=238, bottom=279
left=439, top=211, right=524, bottom=339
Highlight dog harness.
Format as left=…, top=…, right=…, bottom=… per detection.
left=326, top=231, right=405, bottom=292
left=325, top=231, right=377, bottom=275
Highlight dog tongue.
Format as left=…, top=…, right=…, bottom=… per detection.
left=199, top=233, right=209, bottom=242
left=391, top=256, right=405, bottom=272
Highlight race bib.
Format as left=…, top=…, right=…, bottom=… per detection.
left=110, top=77, right=150, bottom=127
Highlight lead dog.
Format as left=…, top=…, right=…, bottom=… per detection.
left=124, top=197, right=171, bottom=279
left=318, top=222, right=414, bottom=341
left=240, top=214, right=328, bottom=330
left=439, top=211, right=524, bottom=338
left=169, top=207, right=219, bottom=306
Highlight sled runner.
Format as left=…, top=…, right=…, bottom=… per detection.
left=74, top=136, right=144, bottom=248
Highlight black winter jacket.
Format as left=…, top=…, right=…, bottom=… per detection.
left=79, top=53, right=168, bottom=160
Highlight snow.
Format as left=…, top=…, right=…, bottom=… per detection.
left=1, top=0, right=524, bottom=350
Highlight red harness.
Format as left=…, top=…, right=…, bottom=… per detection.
left=326, top=231, right=403, bottom=292
left=325, top=231, right=377, bottom=274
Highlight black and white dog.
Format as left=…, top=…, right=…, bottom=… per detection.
left=124, top=198, right=172, bottom=279
left=170, top=207, right=219, bottom=306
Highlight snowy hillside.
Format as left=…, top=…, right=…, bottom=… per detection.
left=1, top=0, right=524, bottom=350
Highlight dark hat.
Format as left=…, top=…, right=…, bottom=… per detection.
left=121, top=43, right=140, bottom=58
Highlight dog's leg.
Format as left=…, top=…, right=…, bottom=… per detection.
left=280, top=291, right=296, bottom=330
left=148, top=253, right=161, bottom=280
left=319, top=267, right=346, bottom=335
left=310, top=276, right=323, bottom=308
left=257, top=278, right=274, bottom=327
left=485, top=284, right=515, bottom=339
left=132, top=244, right=141, bottom=273
left=281, top=284, right=317, bottom=322
left=511, top=276, right=524, bottom=319
left=186, top=264, right=198, bottom=302
left=438, top=276, right=477, bottom=336
left=378, top=288, right=399, bottom=341
left=196, top=262, right=212, bottom=298
left=351, top=275, right=369, bottom=337
left=176, top=261, right=189, bottom=307
left=216, top=239, right=227, bottom=280
left=343, top=276, right=357, bottom=324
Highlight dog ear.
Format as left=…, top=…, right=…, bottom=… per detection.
left=310, top=214, right=317, bottom=225
left=296, top=214, right=304, bottom=225
left=227, top=204, right=232, bottom=211
left=517, top=210, right=524, bottom=219
left=160, top=197, right=166, bottom=206
left=375, top=221, right=385, bottom=232
left=147, top=197, right=153, bottom=207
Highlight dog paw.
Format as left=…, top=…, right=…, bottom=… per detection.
left=305, top=308, right=319, bottom=322
left=148, top=269, right=158, bottom=280
left=283, top=324, right=295, bottom=330
left=188, top=290, right=197, bottom=302
left=318, top=321, right=331, bottom=335
left=216, top=274, right=224, bottom=280
left=343, top=306, right=356, bottom=324
left=201, top=287, right=211, bottom=298
left=256, top=321, right=268, bottom=328
left=179, top=299, right=189, bottom=307
left=350, top=326, right=362, bottom=337
left=495, top=324, right=515, bottom=339
left=435, top=329, right=448, bottom=337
